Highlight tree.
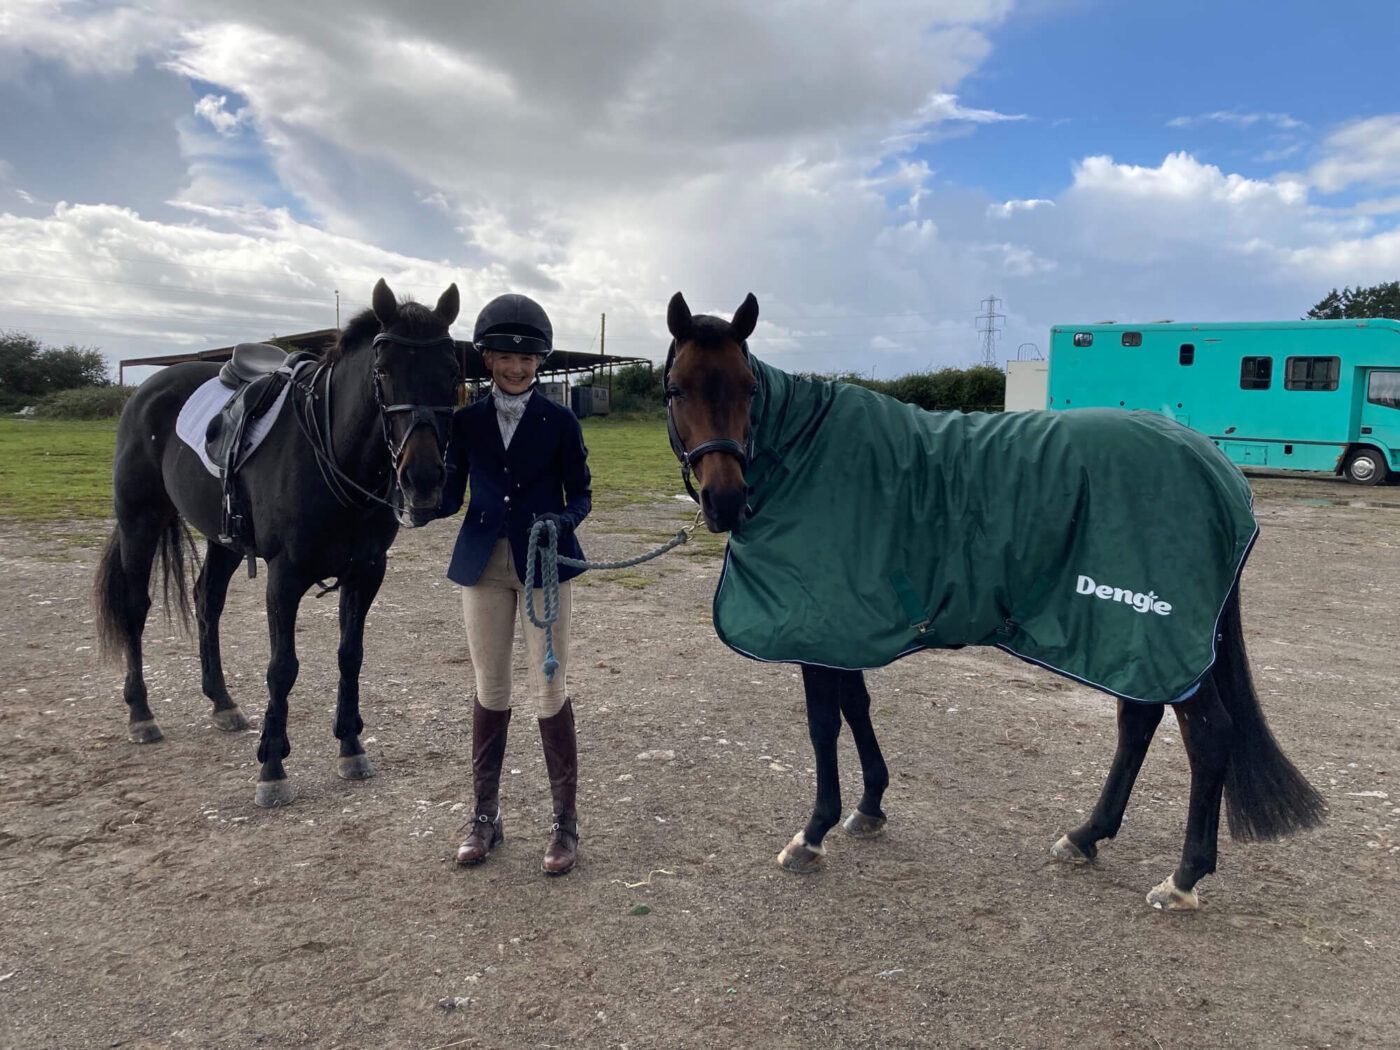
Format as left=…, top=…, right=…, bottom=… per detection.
left=1305, top=281, right=1400, bottom=320
left=611, top=362, right=663, bottom=412
left=0, top=331, right=110, bottom=409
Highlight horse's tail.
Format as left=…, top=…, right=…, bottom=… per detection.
left=1215, top=587, right=1327, bottom=841
left=93, top=529, right=128, bottom=661
left=93, top=518, right=198, bottom=662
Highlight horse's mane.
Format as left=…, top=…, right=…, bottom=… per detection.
left=327, top=300, right=443, bottom=363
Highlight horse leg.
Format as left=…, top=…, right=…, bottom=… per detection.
left=833, top=670, right=890, bottom=839
left=777, top=665, right=844, bottom=873
left=253, top=561, right=308, bottom=807
left=195, top=541, right=249, bottom=732
left=1148, top=681, right=1233, bottom=911
left=1052, top=699, right=1164, bottom=865
left=108, top=518, right=164, bottom=743
left=333, top=552, right=386, bottom=781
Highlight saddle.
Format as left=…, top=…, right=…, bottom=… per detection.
left=203, top=344, right=318, bottom=561
left=219, top=341, right=289, bottom=388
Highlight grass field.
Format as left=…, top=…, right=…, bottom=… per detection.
left=0, top=419, right=121, bottom=520
left=0, top=414, right=682, bottom=522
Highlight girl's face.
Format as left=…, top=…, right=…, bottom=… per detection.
left=483, top=350, right=541, bottom=395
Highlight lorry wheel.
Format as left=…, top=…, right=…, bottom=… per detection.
left=1344, top=448, right=1388, bottom=486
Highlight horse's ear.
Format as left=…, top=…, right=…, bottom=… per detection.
left=435, top=283, right=460, bottom=326
left=667, top=292, right=692, bottom=341
left=372, top=279, right=399, bottom=327
left=731, top=293, right=758, bottom=343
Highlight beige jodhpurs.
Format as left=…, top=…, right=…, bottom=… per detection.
left=461, top=538, right=571, bottom=718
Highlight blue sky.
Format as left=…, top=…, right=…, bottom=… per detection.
left=1, top=1, right=1397, bottom=381
left=939, top=1, right=1398, bottom=203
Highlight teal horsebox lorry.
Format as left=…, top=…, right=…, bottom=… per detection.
left=1044, top=318, right=1400, bottom=485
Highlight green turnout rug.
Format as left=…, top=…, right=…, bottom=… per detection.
left=712, top=358, right=1258, bottom=704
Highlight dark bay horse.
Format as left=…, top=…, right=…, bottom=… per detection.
left=663, top=290, right=1325, bottom=910
left=94, top=279, right=460, bottom=806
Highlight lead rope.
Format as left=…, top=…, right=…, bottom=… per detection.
left=523, top=510, right=705, bottom=681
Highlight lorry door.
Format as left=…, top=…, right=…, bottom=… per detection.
left=1358, top=369, right=1400, bottom=469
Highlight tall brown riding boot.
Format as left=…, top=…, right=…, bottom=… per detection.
left=456, top=702, right=511, bottom=866
left=538, top=698, right=579, bottom=875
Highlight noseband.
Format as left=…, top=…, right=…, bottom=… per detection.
left=370, top=330, right=460, bottom=465
left=663, top=339, right=754, bottom=504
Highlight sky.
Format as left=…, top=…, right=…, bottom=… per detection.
left=2, top=0, right=1398, bottom=384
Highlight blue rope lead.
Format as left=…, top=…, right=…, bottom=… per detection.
left=524, top=519, right=563, bottom=681
left=523, top=513, right=702, bottom=682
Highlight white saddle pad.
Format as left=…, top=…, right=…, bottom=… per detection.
left=175, top=375, right=293, bottom=477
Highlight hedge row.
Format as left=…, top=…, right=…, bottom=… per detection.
left=25, top=385, right=136, bottom=419
left=604, top=362, right=1006, bottom=415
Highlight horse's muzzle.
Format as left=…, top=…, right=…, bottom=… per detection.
left=700, top=486, right=748, bottom=533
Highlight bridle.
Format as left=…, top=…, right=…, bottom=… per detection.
left=370, top=330, right=459, bottom=465
left=663, top=338, right=755, bottom=504
left=294, top=328, right=459, bottom=517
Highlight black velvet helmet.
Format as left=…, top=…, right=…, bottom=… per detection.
left=472, top=293, right=553, bottom=357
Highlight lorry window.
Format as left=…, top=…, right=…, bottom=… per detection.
left=1368, top=370, right=1400, bottom=409
left=1121, top=332, right=1142, bottom=347
left=1073, top=332, right=1093, bottom=347
left=1179, top=343, right=1195, bottom=365
left=1284, top=356, right=1340, bottom=391
left=1240, top=356, right=1272, bottom=390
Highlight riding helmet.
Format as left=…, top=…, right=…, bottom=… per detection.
left=473, top=293, right=553, bottom=357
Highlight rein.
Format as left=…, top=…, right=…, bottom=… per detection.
left=288, top=329, right=458, bottom=596
left=292, top=359, right=397, bottom=513
left=522, top=511, right=704, bottom=680
left=292, top=331, right=459, bottom=518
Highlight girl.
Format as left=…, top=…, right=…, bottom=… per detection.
left=436, top=293, right=591, bottom=875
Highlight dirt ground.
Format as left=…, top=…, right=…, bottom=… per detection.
left=2, top=471, right=1398, bottom=1050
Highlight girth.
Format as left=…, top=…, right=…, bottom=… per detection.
left=204, top=352, right=318, bottom=566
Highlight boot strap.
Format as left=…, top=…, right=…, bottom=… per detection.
left=550, top=819, right=578, bottom=842
left=456, top=809, right=501, bottom=834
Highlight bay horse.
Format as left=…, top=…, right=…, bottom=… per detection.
left=663, top=290, right=1325, bottom=910
left=94, top=279, right=460, bottom=806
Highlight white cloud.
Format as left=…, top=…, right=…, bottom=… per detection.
left=193, top=94, right=248, bottom=135
left=988, top=198, right=1054, bottom=218
left=0, top=0, right=179, bottom=77
left=2, top=2, right=1399, bottom=381
left=0, top=202, right=464, bottom=377
left=1072, top=152, right=1308, bottom=206
left=1167, top=110, right=1304, bottom=130
left=919, top=93, right=1027, bottom=124
left=1309, top=115, right=1400, bottom=192
left=1283, top=229, right=1400, bottom=274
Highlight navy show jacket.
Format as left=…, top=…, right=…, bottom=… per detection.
left=438, top=388, right=592, bottom=588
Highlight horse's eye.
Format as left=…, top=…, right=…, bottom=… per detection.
left=665, top=386, right=683, bottom=400
left=750, top=384, right=759, bottom=397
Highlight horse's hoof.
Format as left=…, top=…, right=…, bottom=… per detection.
left=337, top=754, right=375, bottom=780
left=254, top=779, right=293, bottom=808
left=210, top=706, right=249, bottom=732
left=1147, top=874, right=1199, bottom=911
left=128, top=719, right=164, bottom=744
left=1050, top=834, right=1092, bottom=865
left=842, top=810, right=887, bottom=839
left=776, top=832, right=824, bottom=874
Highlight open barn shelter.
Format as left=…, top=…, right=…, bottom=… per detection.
left=118, top=328, right=652, bottom=412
